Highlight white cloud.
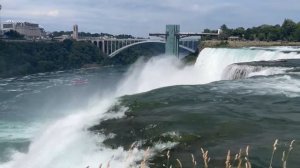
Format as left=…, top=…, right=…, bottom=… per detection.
left=47, top=10, right=59, bottom=17
left=1, top=0, right=299, bottom=36
left=29, top=10, right=59, bottom=17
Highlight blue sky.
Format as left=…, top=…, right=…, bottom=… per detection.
left=1, top=0, right=300, bottom=36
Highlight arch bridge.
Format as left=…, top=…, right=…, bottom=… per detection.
left=78, top=37, right=200, bottom=57
left=78, top=25, right=220, bottom=57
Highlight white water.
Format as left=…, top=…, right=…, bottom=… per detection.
left=1, top=47, right=300, bottom=168
left=195, top=48, right=300, bottom=82
left=222, top=64, right=292, bottom=80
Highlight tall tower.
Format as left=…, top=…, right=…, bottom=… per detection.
left=165, top=25, right=180, bottom=57
left=72, top=24, right=78, bottom=40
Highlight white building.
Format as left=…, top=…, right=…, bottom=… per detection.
left=1, top=20, right=42, bottom=39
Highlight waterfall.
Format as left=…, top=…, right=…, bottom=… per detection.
left=2, top=47, right=300, bottom=168
left=194, top=48, right=300, bottom=81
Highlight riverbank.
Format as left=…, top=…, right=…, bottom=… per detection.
left=0, top=40, right=165, bottom=78
left=0, top=40, right=106, bottom=78
left=200, top=40, right=300, bottom=49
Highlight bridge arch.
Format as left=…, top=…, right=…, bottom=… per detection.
left=109, top=40, right=196, bottom=57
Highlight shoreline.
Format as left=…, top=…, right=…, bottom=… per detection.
left=199, top=40, right=300, bottom=49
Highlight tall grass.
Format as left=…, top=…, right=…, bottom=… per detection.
left=87, top=139, right=295, bottom=168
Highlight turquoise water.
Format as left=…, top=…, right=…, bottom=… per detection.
left=93, top=74, right=300, bottom=167
left=0, top=67, right=126, bottom=163
left=1, top=47, right=300, bottom=168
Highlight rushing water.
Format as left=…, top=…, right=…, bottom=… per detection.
left=1, top=47, right=300, bottom=168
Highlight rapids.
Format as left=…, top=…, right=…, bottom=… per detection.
left=1, top=47, right=300, bottom=168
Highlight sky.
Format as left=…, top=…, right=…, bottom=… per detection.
left=1, top=0, right=300, bottom=37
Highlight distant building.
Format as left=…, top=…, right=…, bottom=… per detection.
left=228, top=36, right=240, bottom=41
left=53, top=35, right=71, bottom=42
left=1, top=20, right=42, bottom=39
left=72, top=24, right=78, bottom=40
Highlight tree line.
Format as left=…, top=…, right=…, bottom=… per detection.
left=0, top=39, right=167, bottom=77
left=0, top=40, right=106, bottom=77
left=204, top=19, right=300, bottom=42
left=49, top=31, right=135, bottom=39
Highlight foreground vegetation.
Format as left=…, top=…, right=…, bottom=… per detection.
left=87, top=139, right=296, bottom=168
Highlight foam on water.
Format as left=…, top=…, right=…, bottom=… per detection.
left=195, top=48, right=300, bottom=82
left=222, top=64, right=292, bottom=80
left=1, top=48, right=300, bottom=168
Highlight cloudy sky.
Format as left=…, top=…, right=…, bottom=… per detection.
left=1, top=0, right=300, bottom=36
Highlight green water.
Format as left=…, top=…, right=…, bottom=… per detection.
left=1, top=48, right=300, bottom=168
left=92, top=74, right=300, bottom=168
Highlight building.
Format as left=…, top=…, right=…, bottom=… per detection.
left=53, top=34, right=71, bottom=42
left=72, top=24, right=78, bottom=40
left=1, top=20, right=42, bottom=39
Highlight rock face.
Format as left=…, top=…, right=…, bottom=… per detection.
left=222, top=59, right=300, bottom=80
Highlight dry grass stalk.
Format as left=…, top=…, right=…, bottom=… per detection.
left=140, top=147, right=150, bottom=168
left=282, top=151, right=286, bottom=168
left=99, top=163, right=102, bottom=168
left=176, top=158, right=183, bottom=168
left=191, top=153, right=197, bottom=168
left=106, top=161, right=111, bottom=168
left=237, top=149, right=242, bottom=168
left=167, top=150, right=170, bottom=168
left=282, top=140, right=295, bottom=168
left=245, top=146, right=251, bottom=168
left=269, top=139, right=279, bottom=168
left=126, top=142, right=138, bottom=161
left=232, top=153, right=238, bottom=166
left=225, top=150, right=231, bottom=168
left=201, top=148, right=210, bottom=168
left=245, top=157, right=251, bottom=168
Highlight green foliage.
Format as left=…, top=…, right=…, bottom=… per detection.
left=115, top=34, right=134, bottom=39
left=216, top=19, right=300, bottom=42
left=281, top=19, right=297, bottom=40
left=49, top=31, right=133, bottom=39
left=4, top=30, right=25, bottom=40
left=0, top=40, right=105, bottom=77
left=292, top=23, right=300, bottom=41
left=0, top=40, right=169, bottom=77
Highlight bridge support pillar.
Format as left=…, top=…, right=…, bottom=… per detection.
left=102, top=40, right=105, bottom=53
left=165, top=25, right=180, bottom=57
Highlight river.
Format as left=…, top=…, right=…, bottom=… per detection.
left=1, top=47, right=300, bottom=168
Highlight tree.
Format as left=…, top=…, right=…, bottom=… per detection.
left=232, top=27, right=245, bottom=38
left=293, top=23, right=300, bottom=41
left=4, top=30, right=24, bottom=39
left=219, top=24, right=230, bottom=40
left=281, top=19, right=297, bottom=40
left=258, top=33, right=266, bottom=41
left=220, top=24, right=229, bottom=31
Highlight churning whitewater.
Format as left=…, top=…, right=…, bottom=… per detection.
left=1, top=47, right=300, bottom=168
